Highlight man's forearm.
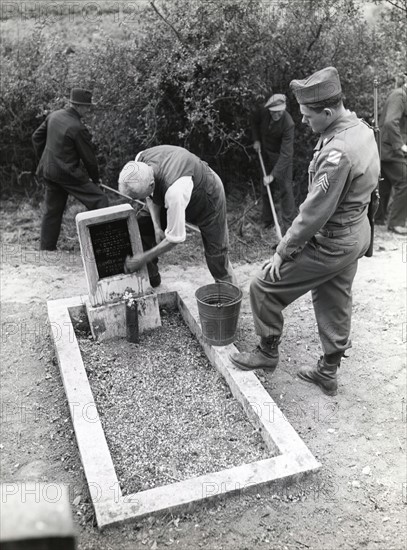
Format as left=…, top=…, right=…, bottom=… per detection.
left=125, top=237, right=179, bottom=274
left=140, top=238, right=177, bottom=264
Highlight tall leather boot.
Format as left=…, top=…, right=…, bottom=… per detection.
left=229, top=337, right=280, bottom=372
left=298, top=355, right=340, bottom=396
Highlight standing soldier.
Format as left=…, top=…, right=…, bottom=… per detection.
left=231, top=67, right=380, bottom=397
left=32, top=88, right=108, bottom=251
left=374, top=74, right=407, bottom=234
left=251, top=93, right=297, bottom=233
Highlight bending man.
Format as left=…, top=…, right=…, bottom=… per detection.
left=118, top=145, right=236, bottom=287
left=251, top=93, right=296, bottom=233
left=230, top=67, right=379, bottom=397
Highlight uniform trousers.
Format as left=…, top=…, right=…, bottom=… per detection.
left=250, top=218, right=370, bottom=359
left=41, top=178, right=108, bottom=250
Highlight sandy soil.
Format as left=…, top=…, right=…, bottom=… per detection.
left=1, top=199, right=406, bottom=550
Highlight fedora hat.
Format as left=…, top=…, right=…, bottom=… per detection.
left=69, top=88, right=96, bottom=106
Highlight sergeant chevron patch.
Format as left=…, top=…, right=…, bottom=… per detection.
left=326, top=150, right=342, bottom=165
left=316, top=173, right=330, bottom=193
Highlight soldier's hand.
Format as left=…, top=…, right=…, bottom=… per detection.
left=262, top=252, right=283, bottom=282
left=401, top=144, right=407, bottom=154
left=263, top=174, right=274, bottom=186
left=253, top=141, right=261, bottom=152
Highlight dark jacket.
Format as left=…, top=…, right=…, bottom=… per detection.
left=379, top=86, right=407, bottom=163
left=32, top=106, right=99, bottom=185
left=251, top=108, right=294, bottom=183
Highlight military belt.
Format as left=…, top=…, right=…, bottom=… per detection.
left=319, top=226, right=352, bottom=238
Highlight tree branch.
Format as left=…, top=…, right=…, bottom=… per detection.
left=307, top=23, right=323, bottom=52
left=384, top=0, right=407, bottom=12
left=149, top=1, right=192, bottom=52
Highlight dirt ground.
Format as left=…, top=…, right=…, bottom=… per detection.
left=0, top=197, right=406, bottom=550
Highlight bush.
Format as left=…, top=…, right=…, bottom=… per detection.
left=0, top=0, right=404, bottom=201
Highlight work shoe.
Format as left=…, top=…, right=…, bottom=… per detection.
left=229, top=337, right=280, bottom=371
left=149, top=273, right=161, bottom=288
left=388, top=226, right=407, bottom=235
left=297, top=356, right=339, bottom=396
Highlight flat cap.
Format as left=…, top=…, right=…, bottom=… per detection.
left=290, top=66, right=341, bottom=105
left=265, top=93, right=286, bottom=111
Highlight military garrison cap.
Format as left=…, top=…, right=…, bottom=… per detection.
left=290, top=66, right=342, bottom=105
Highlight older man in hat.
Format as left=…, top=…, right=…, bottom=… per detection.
left=251, top=93, right=296, bottom=232
left=118, top=145, right=236, bottom=287
left=231, top=67, right=380, bottom=397
left=32, top=88, right=108, bottom=250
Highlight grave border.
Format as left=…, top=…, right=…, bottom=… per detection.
left=47, top=287, right=320, bottom=529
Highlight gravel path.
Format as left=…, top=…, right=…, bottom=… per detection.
left=78, top=308, right=271, bottom=494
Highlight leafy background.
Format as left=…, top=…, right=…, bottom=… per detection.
left=1, top=0, right=406, bottom=204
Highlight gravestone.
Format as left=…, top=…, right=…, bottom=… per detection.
left=0, top=482, right=76, bottom=549
left=76, top=204, right=161, bottom=341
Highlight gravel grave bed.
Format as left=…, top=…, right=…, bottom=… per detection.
left=76, top=307, right=273, bottom=494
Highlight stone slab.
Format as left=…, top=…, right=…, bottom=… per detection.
left=47, top=299, right=120, bottom=503
left=76, top=204, right=151, bottom=307
left=47, top=289, right=320, bottom=530
left=85, top=293, right=161, bottom=342
left=0, top=482, right=76, bottom=549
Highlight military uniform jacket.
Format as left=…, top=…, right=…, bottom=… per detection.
left=251, top=108, right=294, bottom=183
left=276, top=111, right=380, bottom=260
left=379, top=86, right=407, bottom=163
left=32, top=107, right=99, bottom=185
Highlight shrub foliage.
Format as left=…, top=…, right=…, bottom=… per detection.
left=0, top=0, right=405, bottom=200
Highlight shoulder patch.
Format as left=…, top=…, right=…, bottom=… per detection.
left=326, top=149, right=342, bottom=165
left=316, top=173, right=330, bottom=193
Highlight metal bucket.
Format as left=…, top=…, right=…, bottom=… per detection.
left=195, top=282, right=243, bottom=346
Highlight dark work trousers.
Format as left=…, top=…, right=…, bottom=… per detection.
left=375, top=173, right=391, bottom=224
left=198, top=171, right=236, bottom=283
left=40, top=178, right=108, bottom=250
left=261, top=152, right=296, bottom=234
left=249, top=218, right=371, bottom=359
left=136, top=207, right=167, bottom=281
left=261, top=178, right=296, bottom=234
left=377, top=161, right=407, bottom=227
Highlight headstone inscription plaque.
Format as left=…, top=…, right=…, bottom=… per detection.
left=89, top=219, right=132, bottom=279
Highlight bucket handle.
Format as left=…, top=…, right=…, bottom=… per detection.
left=214, top=281, right=242, bottom=307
